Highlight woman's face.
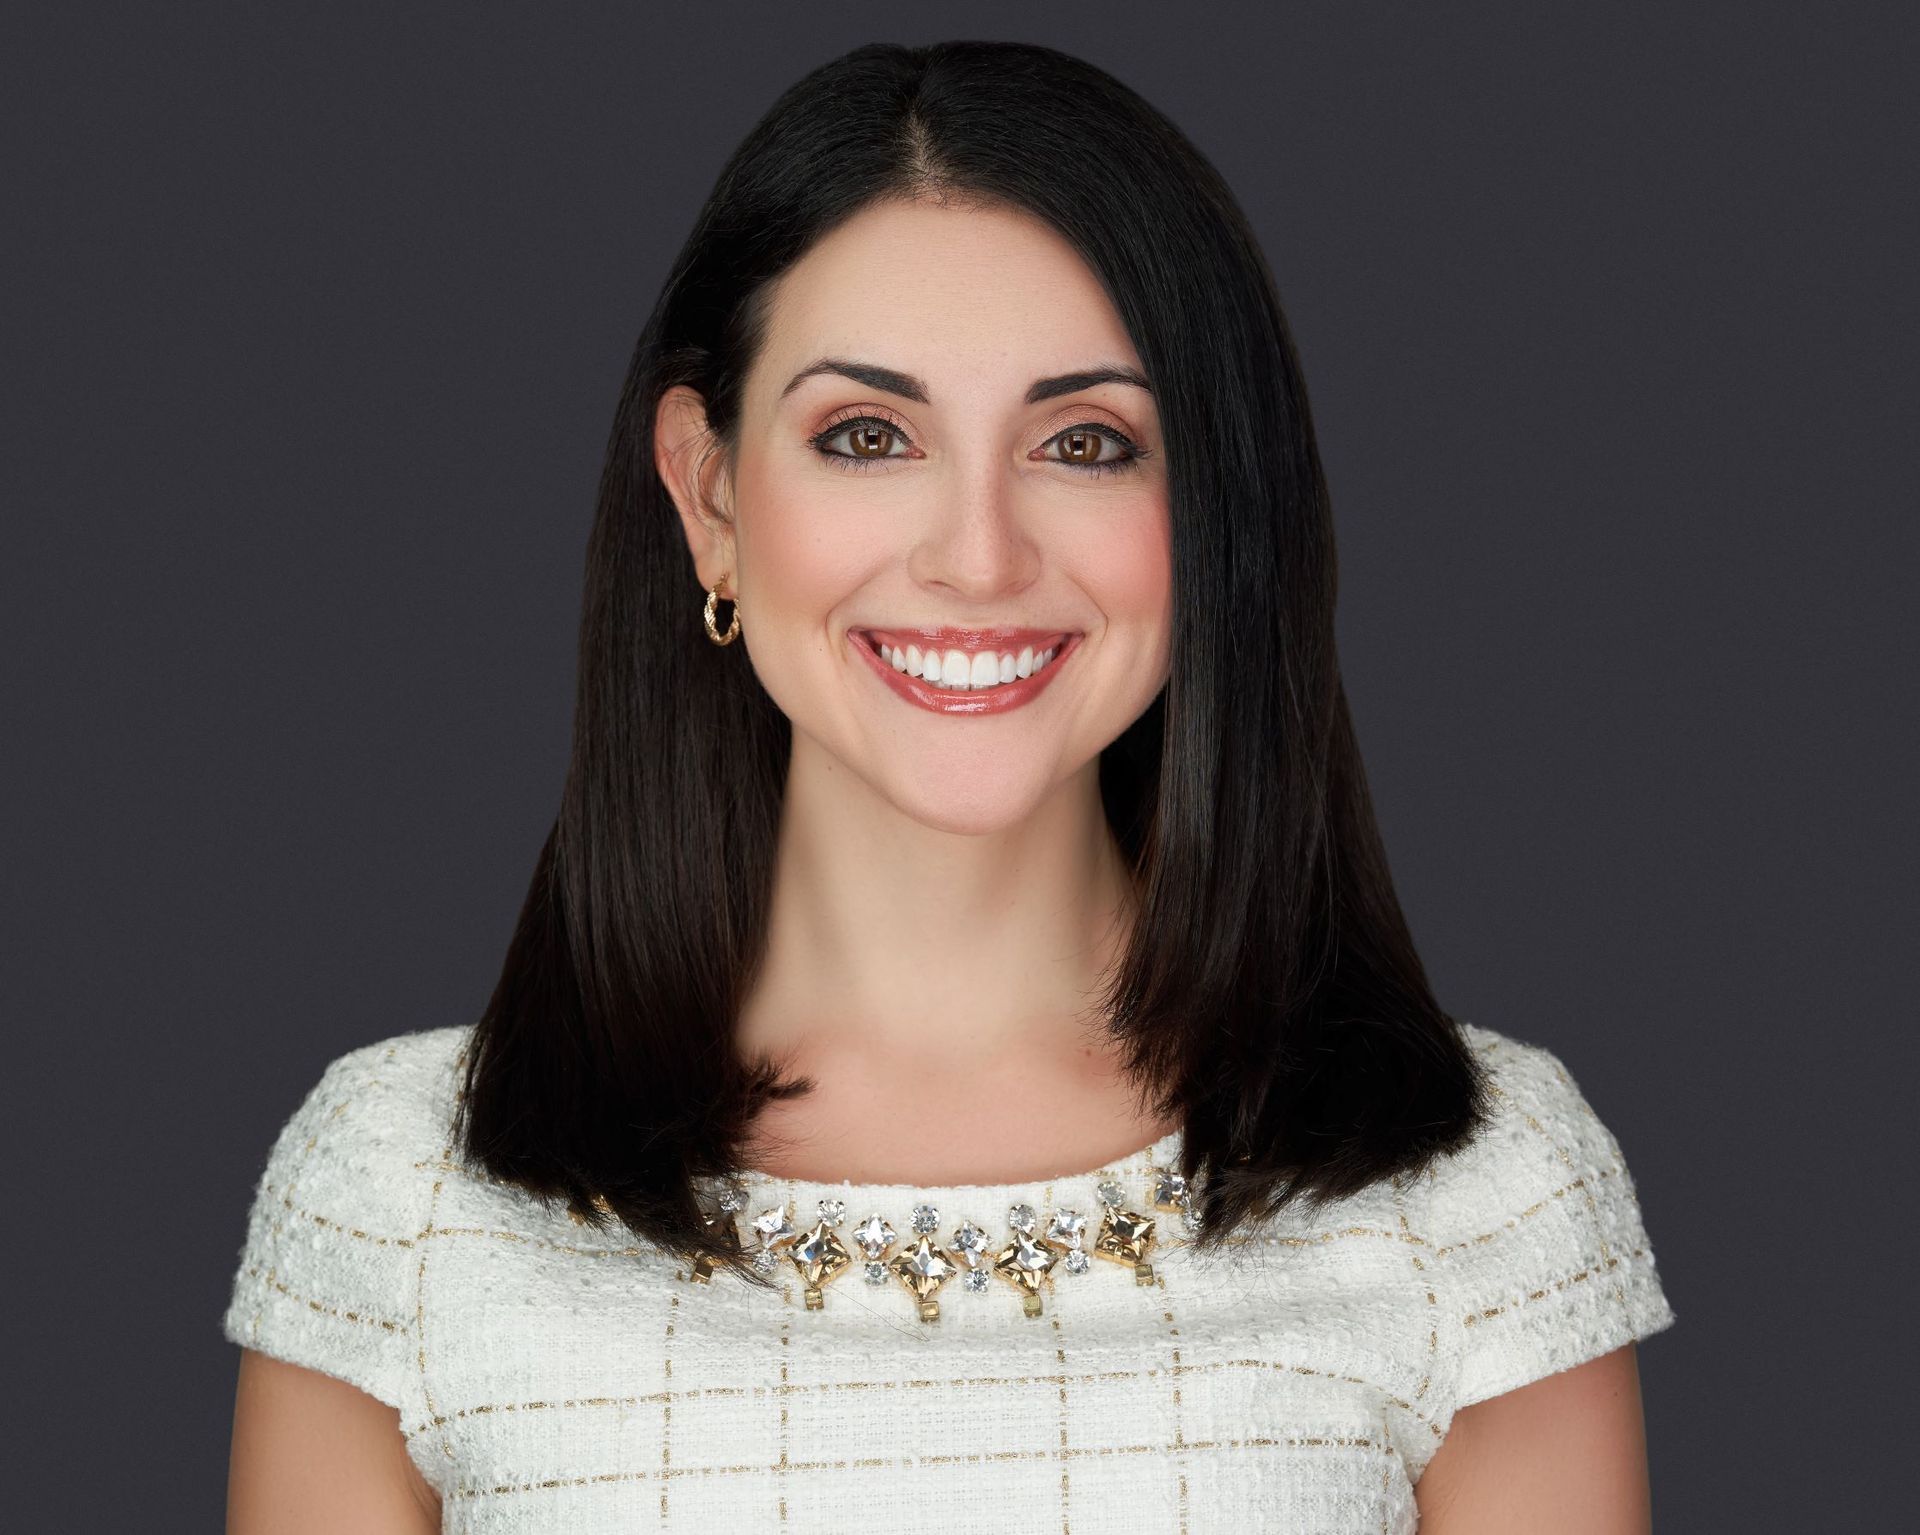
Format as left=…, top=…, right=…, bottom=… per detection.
left=674, top=197, right=1172, bottom=835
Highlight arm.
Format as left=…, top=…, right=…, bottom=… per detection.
left=228, top=1348, right=441, bottom=1534
left=1415, top=1342, right=1652, bottom=1535
left=220, top=1036, right=459, bottom=1531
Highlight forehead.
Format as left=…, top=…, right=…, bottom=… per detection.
left=755, top=199, right=1143, bottom=397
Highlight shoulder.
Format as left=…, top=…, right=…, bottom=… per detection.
left=220, top=1023, right=475, bottom=1410
left=253, top=1024, right=472, bottom=1203
left=309, top=1021, right=472, bottom=1118
left=1418, top=1020, right=1678, bottom=1416
left=1436, top=1021, right=1636, bottom=1201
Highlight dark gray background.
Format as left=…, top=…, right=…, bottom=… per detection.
left=5, top=4, right=1910, bottom=1527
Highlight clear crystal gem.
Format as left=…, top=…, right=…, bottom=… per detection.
left=751, top=1246, right=777, bottom=1274
left=1064, top=1248, right=1090, bottom=1275
left=715, top=1180, right=746, bottom=1214
left=951, top=1221, right=990, bottom=1262
left=863, top=1260, right=889, bottom=1286
left=752, top=1207, right=794, bottom=1245
left=1045, top=1209, right=1086, bottom=1249
left=963, top=1266, right=991, bottom=1293
left=816, top=1198, right=846, bottom=1227
left=1007, top=1202, right=1038, bottom=1233
left=1151, top=1168, right=1188, bottom=1208
left=852, top=1213, right=896, bottom=1259
left=1095, top=1179, right=1126, bottom=1207
left=910, top=1203, right=940, bottom=1234
left=1184, top=1204, right=1203, bottom=1232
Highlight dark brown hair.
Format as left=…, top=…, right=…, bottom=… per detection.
left=454, top=38, right=1492, bottom=1288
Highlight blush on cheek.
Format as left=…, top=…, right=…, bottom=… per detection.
left=733, top=471, right=886, bottom=651
left=1079, top=502, right=1174, bottom=633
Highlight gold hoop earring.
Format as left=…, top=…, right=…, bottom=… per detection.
left=703, top=573, right=740, bottom=646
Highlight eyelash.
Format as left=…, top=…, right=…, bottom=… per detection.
left=807, top=413, right=1149, bottom=478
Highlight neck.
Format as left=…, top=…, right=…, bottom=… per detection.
left=733, top=736, right=1139, bottom=1076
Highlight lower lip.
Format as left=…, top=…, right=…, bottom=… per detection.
left=852, top=632, right=1082, bottom=716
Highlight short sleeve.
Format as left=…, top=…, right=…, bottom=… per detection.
left=1426, top=1028, right=1678, bottom=1412
left=220, top=1036, right=443, bottom=1411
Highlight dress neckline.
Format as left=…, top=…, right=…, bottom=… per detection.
left=725, top=1125, right=1185, bottom=1205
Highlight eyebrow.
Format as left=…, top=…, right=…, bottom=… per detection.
left=779, top=357, right=1153, bottom=405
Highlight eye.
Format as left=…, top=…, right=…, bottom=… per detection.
left=809, top=414, right=914, bottom=472
left=806, top=413, right=1152, bottom=477
left=1041, top=423, right=1145, bottom=477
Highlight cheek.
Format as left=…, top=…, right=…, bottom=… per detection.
left=728, top=461, right=903, bottom=733
left=735, top=466, right=876, bottom=635
left=1078, top=500, right=1174, bottom=664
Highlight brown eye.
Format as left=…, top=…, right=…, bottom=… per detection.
left=1054, top=428, right=1109, bottom=465
left=809, top=415, right=914, bottom=471
left=1043, top=423, right=1142, bottom=476
left=845, top=423, right=897, bottom=459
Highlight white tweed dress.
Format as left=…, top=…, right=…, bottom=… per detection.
left=221, top=1019, right=1676, bottom=1532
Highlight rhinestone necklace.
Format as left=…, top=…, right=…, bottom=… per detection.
left=677, top=1136, right=1202, bottom=1322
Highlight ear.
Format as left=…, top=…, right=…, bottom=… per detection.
left=654, top=384, right=738, bottom=597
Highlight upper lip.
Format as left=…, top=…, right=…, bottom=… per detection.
left=858, top=625, right=1076, bottom=652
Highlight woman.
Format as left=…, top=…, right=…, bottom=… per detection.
left=223, top=39, right=1676, bottom=1533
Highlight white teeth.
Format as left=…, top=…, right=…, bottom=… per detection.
left=872, top=636, right=1066, bottom=691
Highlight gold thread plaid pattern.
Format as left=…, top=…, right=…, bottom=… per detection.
left=221, top=1021, right=1676, bottom=1531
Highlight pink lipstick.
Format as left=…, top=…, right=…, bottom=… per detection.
left=850, top=627, right=1081, bottom=716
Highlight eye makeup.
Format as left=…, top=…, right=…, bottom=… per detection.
left=806, top=409, right=1152, bottom=478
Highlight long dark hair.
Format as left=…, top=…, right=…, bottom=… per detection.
left=455, top=38, right=1492, bottom=1287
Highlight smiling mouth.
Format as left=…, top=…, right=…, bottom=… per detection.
left=854, top=629, right=1077, bottom=692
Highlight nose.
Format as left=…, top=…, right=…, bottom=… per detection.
left=904, top=453, right=1043, bottom=604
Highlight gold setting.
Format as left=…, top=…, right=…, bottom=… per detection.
left=789, top=1220, right=853, bottom=1309
left=991, top=1232, right=1061, bottom=1318
left=889, top=1235, right=959, bottom=1322
left=686, top=1206, right=742, bottom=1284
left=1093, top=1206, right=1158, bottom=1284
left=687, top=1160, right=1198, bottom=1318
